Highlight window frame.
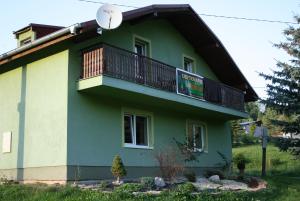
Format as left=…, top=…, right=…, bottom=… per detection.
left=133, top=35, right=151, bottom=57
left=20, top=37, right=32, bottom=46
left=186, top=120, right=208, bottom=153
left=122, top=108, right=154, bottom=149
left=182, top=54, right=196, bottom=73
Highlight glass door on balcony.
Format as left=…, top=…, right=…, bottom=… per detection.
left=134, top=41, right=148, bottom=83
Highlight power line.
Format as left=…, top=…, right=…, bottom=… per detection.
left=197, top=13, right=298, bottom=25
left=78, top=0, right=138, bottom=8
left=78, top=0, right=298, bottom=25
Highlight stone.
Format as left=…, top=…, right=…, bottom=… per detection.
left=208, top=175, right=220, bottom=183
left=196, top=177, right=209, bottom=183
left=219, top=180, right=248, bottom=190
left=112, top=180, right=124, bottom=185
left=154, top=177, right=166, bottom=187
left=193, top=182, right=221, bottom=191
left=193, top=177, right=222, bottom=190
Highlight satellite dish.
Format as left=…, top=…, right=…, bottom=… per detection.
left=96, top=4, right=123, bottom=30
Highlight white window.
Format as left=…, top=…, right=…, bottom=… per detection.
left=184, top=57, right=194, bottom=73
left=2, top=132, right=12, bottom=153
left=187, top=121, right=206, bottom=152
left=124, top=113, right=151, bottom=148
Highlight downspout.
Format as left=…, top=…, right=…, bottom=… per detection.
left=0, top=23, right=82, bottom=60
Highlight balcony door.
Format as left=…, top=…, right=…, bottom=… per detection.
left=134, top=39, right=149, bottom=83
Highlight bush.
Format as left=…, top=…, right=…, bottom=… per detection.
left=203, top=170, right=225, bottom=179
left=233, top=153, right=251, bottom=179
left=111, top=155, right=127, bottom=183
left=154, top=147, right=184, bottom=182
left=233, top=153, right=251, bottom=170
left=241, top=134, right=257, bottom=145
left=140, top=177, right=155, bottom=190
left=270, top=158, right=285, bottom=168
left=246, top=177, right=259, bottom=188
left=115, top=183, right=143, bottom=193
left=183, top=170, right=196, bottom=182
left=174, top=182, right=196, bottom=194
left=98, top=181, right=110, bottom=190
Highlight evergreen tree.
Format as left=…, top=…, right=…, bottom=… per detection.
left=111, top=155, right=126, bottom=183
left=260, top=16, right=300, bottom=136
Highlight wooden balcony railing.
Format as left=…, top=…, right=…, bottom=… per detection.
left=81, top=44, right=245, bottom=111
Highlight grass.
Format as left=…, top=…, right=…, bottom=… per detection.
left=232, top=144, right=300, bottom=201
left=0, top=144, right=299, bottom=201
left=233, top=144, right=300, bottom=176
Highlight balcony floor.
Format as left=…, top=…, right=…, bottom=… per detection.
left=77, top=75, right=248, bottom=120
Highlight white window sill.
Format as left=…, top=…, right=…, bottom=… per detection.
left=123, top=144, right=153, bottom=150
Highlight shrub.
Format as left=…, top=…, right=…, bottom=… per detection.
left=174, top=182, right=196, bottom=194
left=154, top=147, right=184, bottom=182
left=111, top=155, right=127, bottom=183
left=183, top=170, right=196, bottom=182
left=140, top=177, right=155, bottom=190
left=270, top=158, right=285, bottom=168
left=241, top=134, right=257, bottom=145
left=246, top=177, right=259, bottom=188
left=233, top=153, right=250, bottom=179
left=98, top=181, right=110, bottom=190
left=203, top=170, right=225, bottom=180
left=115, top=183, right=143, bottom=193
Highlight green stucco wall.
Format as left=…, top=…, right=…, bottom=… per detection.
left=74, top=19, right=218, bottom=80
left=66, top=19, right=231, bottom=176
left=1, top=18, right=236, bottom=181
left=0, top=67, right=23, bottom=170
left=67, top=94, right=232, bottom=168
left=0, top=51, right=69, bottom=180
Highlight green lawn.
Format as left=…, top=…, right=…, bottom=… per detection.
left=233, top=144, right=300, bottom=176
left=232, top=144, right=300, bottom=201
left=0, top=144, right=299, bottom=201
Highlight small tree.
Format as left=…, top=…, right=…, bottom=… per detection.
left=111, top=155, right=126, bottom=183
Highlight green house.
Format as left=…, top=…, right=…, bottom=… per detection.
left=0, top=5, right=257, bottom=183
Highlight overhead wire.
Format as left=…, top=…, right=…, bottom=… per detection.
left=77, top=0, right=299, bottom=25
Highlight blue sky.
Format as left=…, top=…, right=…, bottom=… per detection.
left=0, top=0, right=299, bottom=98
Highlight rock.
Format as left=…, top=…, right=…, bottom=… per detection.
left=208, top=175, right=220, bottom=183
left=112, top=180, right=124, bottom=185
left=193, top=177, right=221, bottom=190
left=154, top=177, right=166, bottom=187
left=173, top=177, right=186, bottom=184
left=196, top=177, right=209, bottom=183
left=219, top=180, right=248, bottom=190
left=193, top=181, right=221, bottom=191
left=146, top=190, right=162, bottom=195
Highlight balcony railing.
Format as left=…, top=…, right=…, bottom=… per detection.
left=81, top=44, right=245, bottom=111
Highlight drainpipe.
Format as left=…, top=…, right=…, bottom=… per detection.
left=0, top=23, right=82, bottom=60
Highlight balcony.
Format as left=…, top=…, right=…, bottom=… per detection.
left=80, top=43, right=245, bottom=112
